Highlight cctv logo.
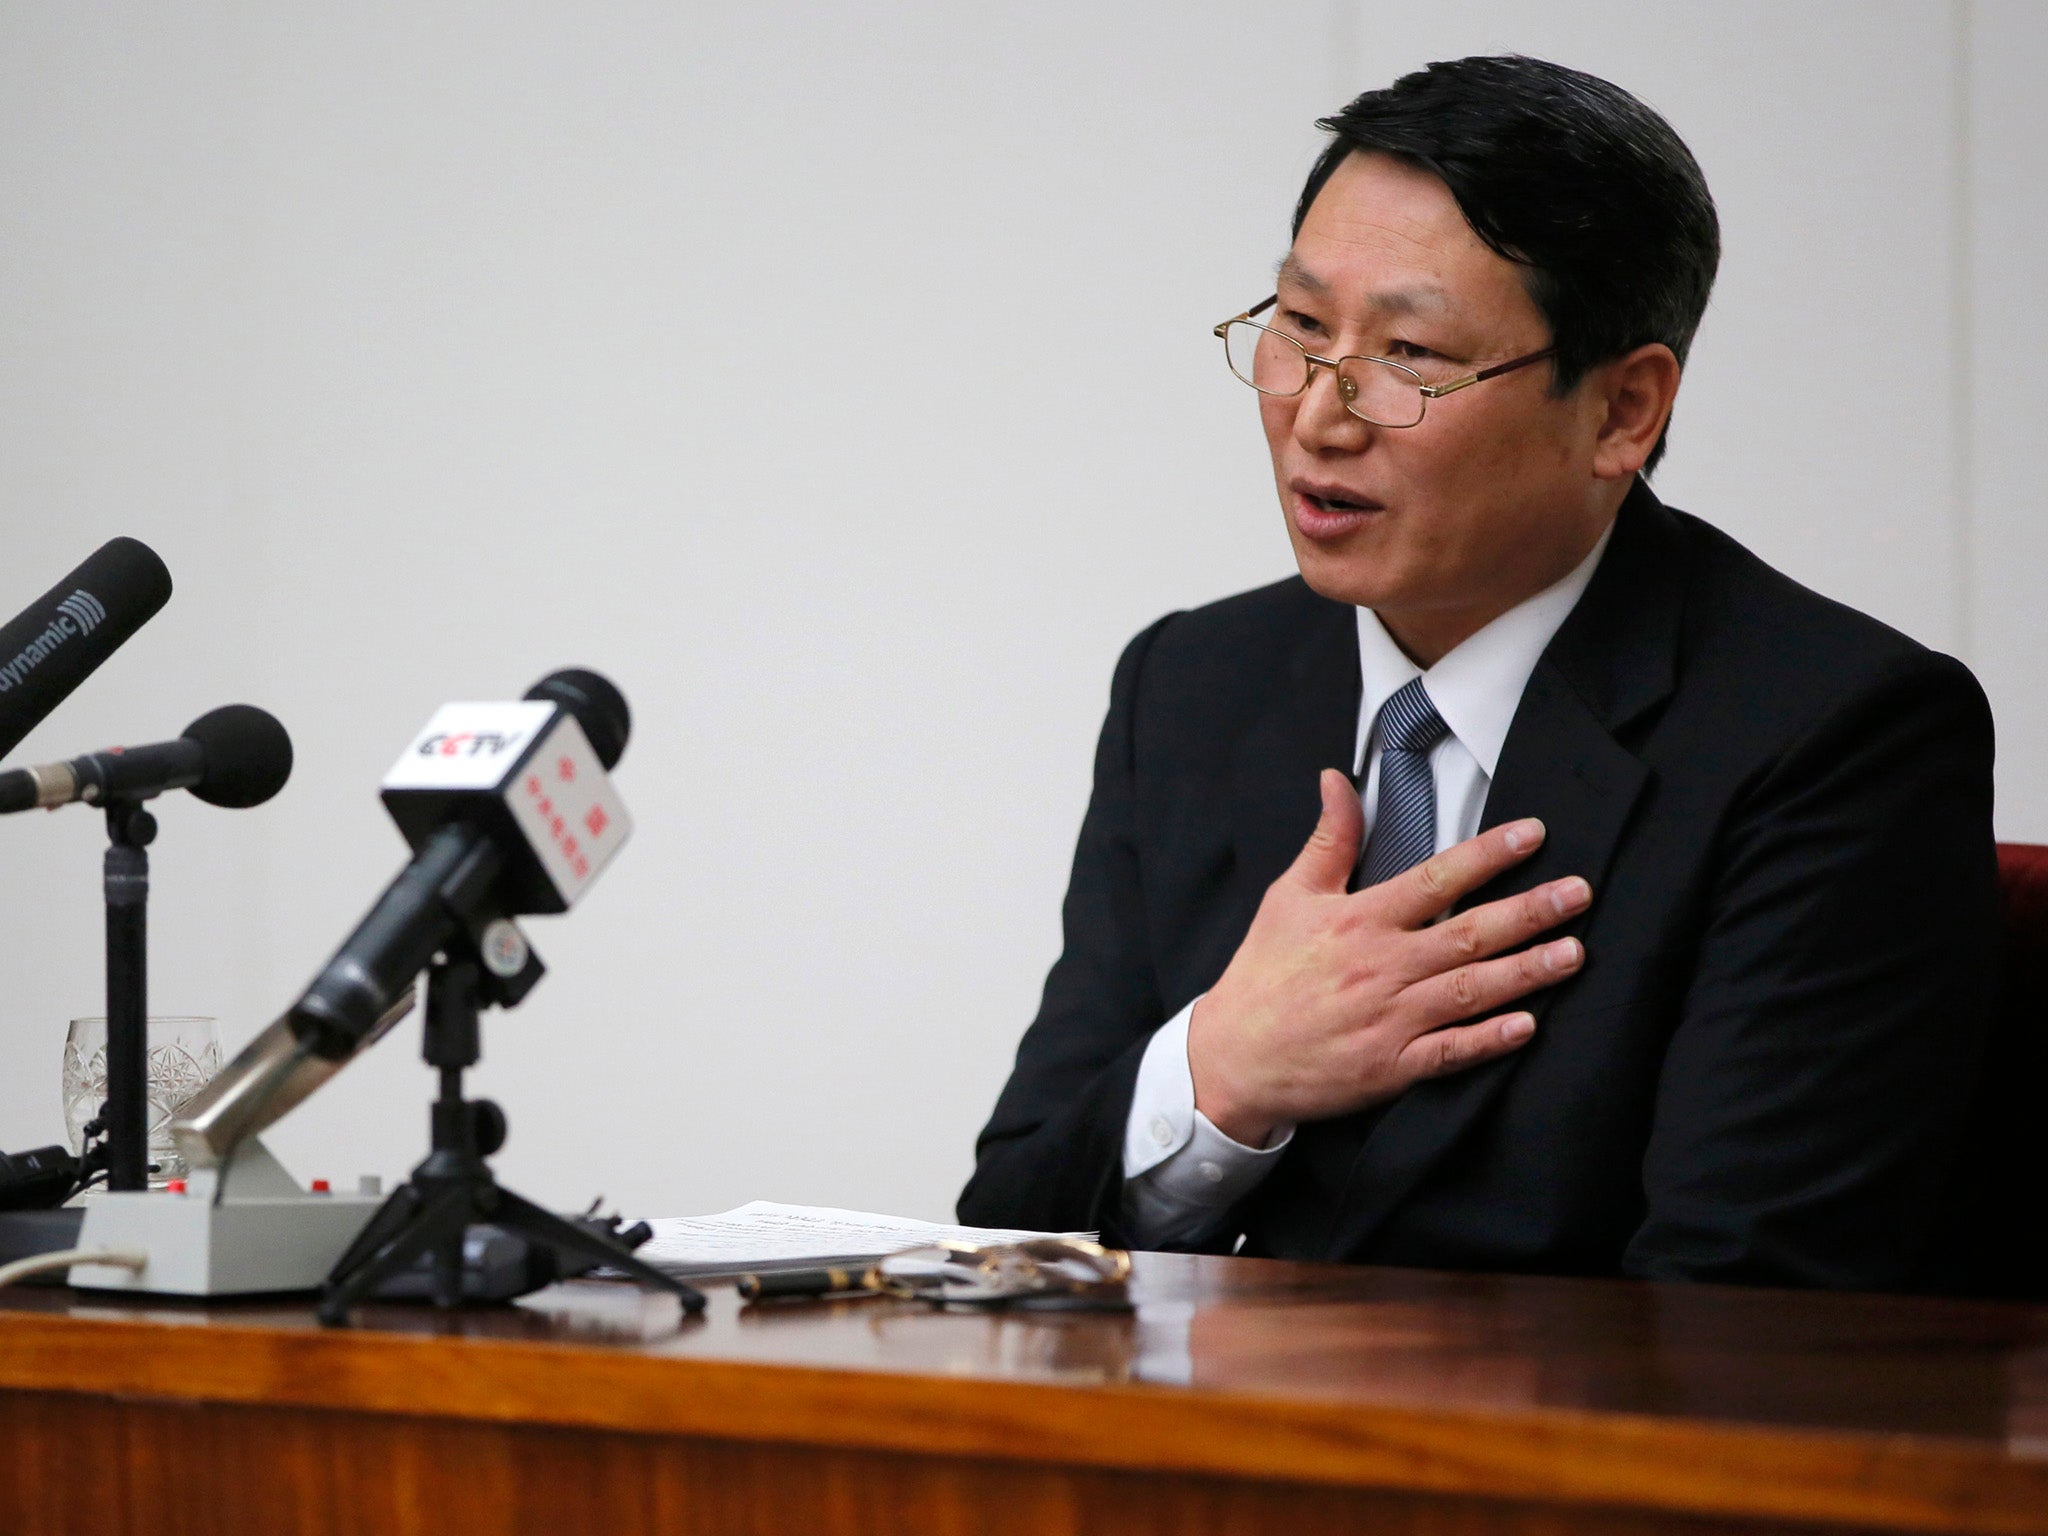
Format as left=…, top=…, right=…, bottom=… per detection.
left=416, top=730, right=524, bottom=758
left=0, top=588, right=108, bottom=694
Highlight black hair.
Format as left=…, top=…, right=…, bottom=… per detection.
left=1295, top=55, right=1719, bottom=473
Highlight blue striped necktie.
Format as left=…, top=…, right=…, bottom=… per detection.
left=1357, top=677, right=1450, bottom=888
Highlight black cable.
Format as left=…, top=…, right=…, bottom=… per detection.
left=66, top=1119, right=109, bottom=1202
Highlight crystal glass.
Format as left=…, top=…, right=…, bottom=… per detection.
left=62, top=1014, right=223, bottom=1186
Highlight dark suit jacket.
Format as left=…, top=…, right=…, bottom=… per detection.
left=959, top=482, right=1998, bottom=1290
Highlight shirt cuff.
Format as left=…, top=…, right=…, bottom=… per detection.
left=1123, top=1000, right=1200, bottom=1178
left=1122, top=996, right=1295, bottom=1185
left=1121, top=998, right=1294, bottom=1248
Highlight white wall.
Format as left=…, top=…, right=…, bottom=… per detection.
left=1971, top=0, right=2048, bottom=835
left=0, top=2, right=2040, bottom=1224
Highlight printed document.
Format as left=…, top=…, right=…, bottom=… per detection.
left=634, top=1200, right=1092, bottom=1278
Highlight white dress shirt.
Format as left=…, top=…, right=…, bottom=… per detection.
left=1121, top=525, right=1614, bottom=1246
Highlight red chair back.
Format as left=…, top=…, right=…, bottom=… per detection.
left=1997, top=843, right=2048, bottom=950
left=1938, top=843, right=2048, bottom=1297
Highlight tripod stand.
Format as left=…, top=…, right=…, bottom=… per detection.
left=318, top=942, right=704, bottom=1326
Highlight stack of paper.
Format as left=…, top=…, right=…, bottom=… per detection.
left=633, top=1200, right=1093, bottom=1279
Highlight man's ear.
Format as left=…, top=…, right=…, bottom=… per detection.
left=1589, top=343, right=1682, bottom=481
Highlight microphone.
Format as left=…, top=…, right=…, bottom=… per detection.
left=170, top=669, right=635, bottom=1167
left=0, top=538, right=173, bottom=761
left=0, top=704, right=293, bottom=815
left=290, top=668, right=630, bottom=1059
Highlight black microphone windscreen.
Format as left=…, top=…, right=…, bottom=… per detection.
left=182, top=704, right=294, bottom=809
left=524, top=668, right=630, bottom=770
left=0, top=537, right=173, bottom=760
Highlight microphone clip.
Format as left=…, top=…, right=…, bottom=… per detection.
left=461, top=912, right=545, bottom=1010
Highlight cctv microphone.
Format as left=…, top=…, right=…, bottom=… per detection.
left=0, top=538, right=174, bottom=761
left=171, top=669, right=633, bottom=1171
left=286, top=668, right=633, bottom=1060
left=0, top=704, right=293, bottom=815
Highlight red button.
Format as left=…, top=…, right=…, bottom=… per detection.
left=165, top=1178, right=186, bottom=1194
left=310, top=1179, right=331, bottom=1194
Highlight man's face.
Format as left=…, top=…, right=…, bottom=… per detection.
left=1261, top=151, right=1615, bottom=659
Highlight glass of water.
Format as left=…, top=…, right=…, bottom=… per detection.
left=62, top=1015, right=223, bottom=1187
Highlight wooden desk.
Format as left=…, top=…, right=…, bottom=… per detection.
left=3, top=1254, right=2046, bottom=1535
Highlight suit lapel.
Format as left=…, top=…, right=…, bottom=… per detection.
left=1315, top=480, right=1688, bottom=1259
left=1229, top=591, right=1360, bottom=900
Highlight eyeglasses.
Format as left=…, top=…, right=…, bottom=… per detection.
left=872, top=1237, right=1131, bottom=1309
left=1213, top=295, right=1556, bottom=428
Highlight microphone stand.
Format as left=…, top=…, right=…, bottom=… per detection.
left=317, top=926, right=704, bottom=1326
left=102, top=799, right=157, bottom=1191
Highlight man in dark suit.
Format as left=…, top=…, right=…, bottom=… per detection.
left=958, top=56, right=1997, bottom=1290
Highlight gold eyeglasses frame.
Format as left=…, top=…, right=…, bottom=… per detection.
left=1213, top=294, right=1557, bottom=428
left=871, top=1236, right=1132, bottom=1307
